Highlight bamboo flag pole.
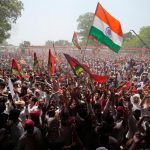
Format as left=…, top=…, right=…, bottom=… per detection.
left=82, top=4, right=97, bottom=62
left=82, top=36, right=89, bottom=62
left=53, top=42, right=57, bottom=56
left=130, top=30, right=150, bottom=56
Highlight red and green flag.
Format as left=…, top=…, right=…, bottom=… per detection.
left=72, top=32, right=81, bottom=50
left=12, top=59, right=22, bottom=77
left=52, top=43, right=61, bottom=64
left=64, top=53, right=108, bottom=83
left=33, top=52, right=39, bottom=71
left=64, top=53, right=84, bottom=76
left=48, top=49, right=56, bottom=75
left=53, top=43, right=57, bottom=56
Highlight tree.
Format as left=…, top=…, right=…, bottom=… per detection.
left=123, top=32, right=135, bottom=40
left=123, top=32, right=136, bottom=48
left=45, top=40, right=71, bottom=46
left=45, top=40, right=54, bottom=46
left=19, top=41, right=31, bottom=53
left=138, top=26, right=150, bottom=48
left=123, top=26, right=150, bottom=48
left=19, top=41, right=31, bottom=48
left=54, top=40, right=71, bottom=46
left=0, top=0, right=23, bottom=43
left=77, top=12, right=98, bottom=46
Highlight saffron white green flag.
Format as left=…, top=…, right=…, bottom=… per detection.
left=89, top=3, right=123, bottom=53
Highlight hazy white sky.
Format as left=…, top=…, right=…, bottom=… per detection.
left=8, top=0, right=150, bottom=46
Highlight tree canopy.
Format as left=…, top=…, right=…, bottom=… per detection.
left=0, top=0, right=23, bottom=43
left=45, top=40, right=71, bottom=46
left=123, top=26, right=150, bottom=48
left=77, top=12, right=98, bottom=46
left=19, top=41, right=31, bottom=48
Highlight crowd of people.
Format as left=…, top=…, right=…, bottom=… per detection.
left=0, top=49, right=150, bottom=150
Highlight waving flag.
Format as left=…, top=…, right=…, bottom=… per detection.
left=89, top=3, right=123, bottom=53
left=33, top=52, right=39, bottom=71
left=64, top=53, right=107, bottom=83
left=64, top=53, right=84, bottom=76
left=48, top=49, right=56, bottom=75
left=12, top=59, right=22, bottom=77
left=90, top=74, right=108, bottom=83
left=72, top=32, right=81, bottom=50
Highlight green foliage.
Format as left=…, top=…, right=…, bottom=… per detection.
left=19, top=41, right=30, bottom=54
left=77, top=12, right=98, bottom=46
left=139, top=26, right=150, bottom=47
left=45, top=40, right=71, bottom=46
left=55, top=40, right=71, bottom=46
left=19, top=41, right=31, bottom=48
left=0, top=0, right=23, bottom=43
left=123, top=32, right=135, bottom=40
left=123, top=26, right=150, bottom=48
left=45, top=40, right=54, bottom=46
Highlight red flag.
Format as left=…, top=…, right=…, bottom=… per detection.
left=88, top=35, right=98, bottom=42
left=72, top=32, right=81, bottom=50
left=12, top=59, right=22, bottom=77
left=81, top=64, right=108, bottom=83
left=33, top=52, right=39, bottom=71
left=90, top=74, right=108, bottom=83
left=64, top=53, right=108, bottom=83
left=48, top=49, right=56, bottom=75
left=64, top=53, right=84, bottom=76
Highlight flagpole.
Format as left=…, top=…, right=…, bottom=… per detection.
left=82, top=3, right=97, bottom=62
left=82, top=37, right=89, bottom=62
left=52, top=42, right=57, bottom=75
left=53, top=42, right=57, bottom=56
left=130, top=30, right=150, bottom=55
left=130, top=30, right=149, bottom=50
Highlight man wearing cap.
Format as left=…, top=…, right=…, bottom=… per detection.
left=15, top=100, right=28, bottom=124
left=17, top=119, right=44, bottom=150
left=9, top=109, right=24, bottom=149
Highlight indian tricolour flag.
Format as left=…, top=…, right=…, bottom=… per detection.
left=89, top=3, right=123, bottom=53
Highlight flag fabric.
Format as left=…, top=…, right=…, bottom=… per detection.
left=12, top=59, right=22, bottom=77
left=52, top=43, right=61, bottom=64
left=53, top=43, right=58, bottom=56
left=20, top=59, right=27, bottom=65
left=8, top=78, right=15, bottom=98
left=48, top=49, right=56, bottom=75
left=89, top=3, right=123, bottom=53
left=90, top=74, right=108, bottom=83
left=72, top=32, right=81, bottom=50
left=81, top=63, right=108, bottom=83
left=64, top=53, right=84, bottom=76
left=64, top=53, right=108, bottom=83
left=33, top=52, right=39, bottom=71
left=88, top=35, right=98, bottom=43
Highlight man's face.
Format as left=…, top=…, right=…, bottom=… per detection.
left=0, top=85, right=5, bottom=90
left=13, top=84, right=18, bottom=88
left=146, top=99, right=150, bottom=108
left=48, top=106, right=55, bottom=117
left=27, top=126, right=34, bottom=134
left=35, top=91, right=40, bottom=97
left=133, top=97, right=140, bottom=104
left=21, top=88, right=27, bottom=94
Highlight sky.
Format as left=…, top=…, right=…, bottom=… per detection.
left=8, top=0, right=150, bottom=46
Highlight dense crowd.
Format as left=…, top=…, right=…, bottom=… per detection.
left=0, top=49, right=150, bottom=150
